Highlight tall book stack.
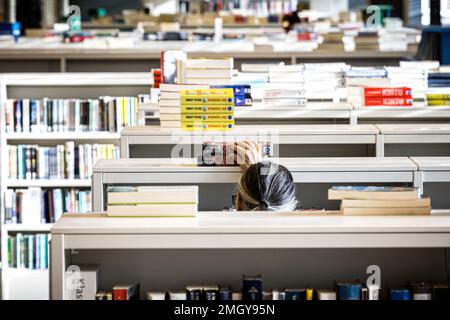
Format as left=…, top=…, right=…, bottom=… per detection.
left=4, top=188, right=92, bottom=224
left=362, top=87, right=413, bottom=107
left=345, top=67, right=390, bottom=107
left=179, top=88, right=235, bottom=131
left=185, top=57, right=234, bottom=85
left=7, top=233, right=49, bottom=270
left=5, top=97, right=138, bottom=134
left=426, top=93, right=450, bottom=106
left=158, top=83, right=209, bottom=129
left=107, top=186, right=198, bottom=217
left=264, top=65, right=306, bottom=106
left=7, top=142, right=119, bottom=180
left=329, top=186, right=431, bottom=215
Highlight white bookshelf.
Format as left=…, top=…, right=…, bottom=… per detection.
left=0, top=72, right=151, bottom=300
left=50, top=212, right=450, bottom=300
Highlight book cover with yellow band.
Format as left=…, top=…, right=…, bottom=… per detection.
left=180, top=105, right=234, bottom=113
left=180, top=89, right=234, bottom=96
left=426, top=94, right=450, bottom=101
left=181, top=114, right=234, bottom=122
left=181, top=122, right=235, bottom=131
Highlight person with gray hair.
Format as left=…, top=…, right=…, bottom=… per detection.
left=233, top=142, right=298, bottom=212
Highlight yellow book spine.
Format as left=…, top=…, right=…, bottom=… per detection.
left=181, top=96, right=234, bottom=105
left=180, top=105, right=234, bottom=113
left=181, top=122, right=235, bottom=131
left=427, top=100, right=450, bottom=106
left=180, top=89, right=234, bottom=96
left=181, top=113, right=234, bottom=122
left=426, top=94, right=450, bottom=101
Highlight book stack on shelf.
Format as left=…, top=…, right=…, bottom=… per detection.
left=106, top=186, right=198, bottom=217
left=329, top=186, right=431, bottom=216
left=7, top=233, right=49, bottom=270
left=7, top=142, right=119, bottom=181
left=386, top=66, right=428, bottom=95
left=345, top=67, right=390, bottom=107
left=179, top=88, right=235, bottom=131
left=362, top=87, right=413, bottom=107
left=302, top=63, right=349, bottom=99
left=426, top=93, right=450, bottom=106
left=4, top=188, right=91, bottom=224
left=158, top=83, right=208, bottom=129
left=265, top=64, right=306, bottom=106
left=4, top=96, right=138, bottom=133
left=185, top=57, right=234, bottom=85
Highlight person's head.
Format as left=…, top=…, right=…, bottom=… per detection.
left=235, top=161, right=298, bottom=212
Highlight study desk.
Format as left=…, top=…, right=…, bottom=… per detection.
left=50, top=211, right=450, bottom=299
left=376, top=124, right=450, bottom=157
left=91, top=157, right=418, bottom=211
left=120, top=124, right=380, bottom=158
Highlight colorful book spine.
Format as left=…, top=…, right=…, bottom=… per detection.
left=364, top=97, right=413, bottom=106
left=427, top=100, right=450, bottom=106
left=181, top=122, right=234, bottom=131
left=336, top=282, right=361, bottom=300
left=243, top=275, right=263, bottom=301
left=180, top=105, right=234, bottom=113
left=390, top=289, right=411, bottom=300
left=425, top=93, right=450, bottom=100
left=364, top=87, right=412, bottom=98
left=181, top=114, right=234, bottom=122
left=8, top=233, right=49, bottom=269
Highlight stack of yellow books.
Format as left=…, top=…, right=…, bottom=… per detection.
left=179, top=88, right=235, bottom=131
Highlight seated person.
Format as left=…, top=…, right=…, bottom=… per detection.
left=233, top=142, right=298, bottom=212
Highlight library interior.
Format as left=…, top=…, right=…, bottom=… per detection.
left=1, top=0, right=450, bottom=302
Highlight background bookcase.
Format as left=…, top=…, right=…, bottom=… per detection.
left=0, top=73, right=151, bottom=300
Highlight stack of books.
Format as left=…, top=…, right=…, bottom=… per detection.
left=7, top=142, right=119, bottom=180
left=345, top=67, right=390, bottom=107
left=158, top=83, right=208, bottom=129
left=106, top=186, right=198, bottom=217
left=4, top=188, right=91, bottom=224
left=7, top=233, right=49, bottom=270
left=362, top=87, right=413, bottom=107
left=185, top=57, right=234, bottom=85
left=426, top=93, right=450, bottom=106
left=264, top=64, right=306, bottom=106
left=386, top=67, right=428, bottom=94
left=303, top=63, right=349, bottom=99
left=179, top=88, right=235, bottom=131
left=329, top=186, right=431, bottom=215
left=428, top=72, right=450, bottom=88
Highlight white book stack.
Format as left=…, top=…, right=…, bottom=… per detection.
left=237, top=63, right=281, bottom=102
left=185, top=57, right=234, bottom=85
left=345, top=67, right=390, bottom=107
left=264, top=65, right=307, bottom=106
left=158, top=83, right=209, bottom=129
left=107, top=186, right=199, bottom=217
left=303, top=63, right=350, bottom=100
left=386, top=67, right=428, bottom=95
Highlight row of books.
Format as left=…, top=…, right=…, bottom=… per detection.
left=4, top=188, right=92, bottom=225
left=4, top=96, right=139, bottom=133
left=107, top=186, right=198, bottom=217
left=68, top=266, right=450, bottom=300
left=7, top=233, right=49, bottom=270
left=7, top=143, right=119, bottom=180
left=329, top=186, right=431, bottom=215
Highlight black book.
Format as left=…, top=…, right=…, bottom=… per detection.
left=243, top=275, right=263, bottom=301
left=47, top=99, right=53, bottom=132
left=31, top=146, right=37, bottom=179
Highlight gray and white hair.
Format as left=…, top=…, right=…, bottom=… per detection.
left=236, top=161, right=298, bottom=212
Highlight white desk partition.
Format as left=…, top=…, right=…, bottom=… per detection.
left=120, top=124, right=380, bottom=158
left=411, top=157, right=450, bottom=195
left=92, top=157, right=418, bottom=212
left=376, top=124, right=450, bottom=157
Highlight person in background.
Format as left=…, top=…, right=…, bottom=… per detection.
left=281, top=2, right=309, bottom=33
left=233, top=142, right=298, bottom=212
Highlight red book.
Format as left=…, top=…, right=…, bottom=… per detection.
left=364, top=87, right=412, bottom=98
left=364, top=97, right=414, bottom=107
left=113, top=289, right=128, bottom=300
